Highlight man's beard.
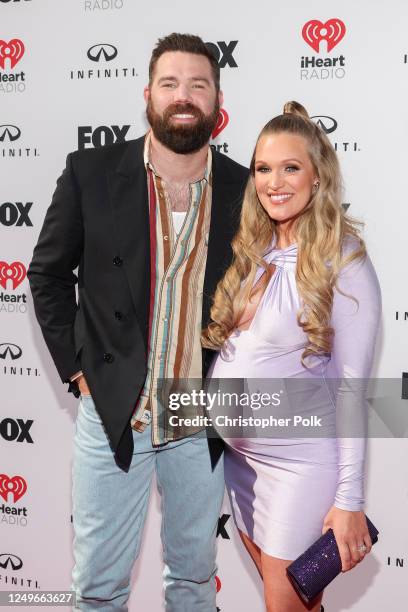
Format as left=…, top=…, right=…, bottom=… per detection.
left=146, top=99, right=220, bottom=154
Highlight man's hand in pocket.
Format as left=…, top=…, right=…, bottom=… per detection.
left=77, top=375, right=91, bottom=397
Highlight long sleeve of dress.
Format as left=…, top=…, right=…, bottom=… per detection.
left=328, top=247, right=381, bottom=511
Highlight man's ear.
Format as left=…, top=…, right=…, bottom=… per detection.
left=143, top=86, right=150, bottom=104
left=218, top=89, right=224, bottom=109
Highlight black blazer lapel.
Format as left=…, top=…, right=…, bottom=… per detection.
left=107, top=137, right=150, bottom=343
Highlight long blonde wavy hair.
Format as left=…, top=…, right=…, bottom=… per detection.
left=202, top=101, right=366, bottom=362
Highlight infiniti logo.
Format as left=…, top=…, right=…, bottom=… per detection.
left=0, top=125, right=21, bottom=142
left=71, top=43, right=136, bottom=82
left=0, top=343, right=22, bottom=360
left=0, top=553, right=23, bottom=571
left=311, top=116, right=337, bottom=134
left=87, top=44, right=118, bottom=63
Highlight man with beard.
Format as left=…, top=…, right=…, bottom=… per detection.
left=28, top=33, right=248, bottom=611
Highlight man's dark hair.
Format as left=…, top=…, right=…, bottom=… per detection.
left=149, top=33, right=220, bottom=92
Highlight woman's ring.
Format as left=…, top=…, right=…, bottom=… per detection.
left=356, top=544, right=367, bottom=553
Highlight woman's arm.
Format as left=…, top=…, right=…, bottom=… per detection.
left=323, top=244, right=381, bottom=571
left=328, top=247, right=381, bottom=510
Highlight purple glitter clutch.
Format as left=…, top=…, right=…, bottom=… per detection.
left=286, top=515, right=379, bottom=603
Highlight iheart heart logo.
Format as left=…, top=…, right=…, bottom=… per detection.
left=215, top=575, right=222, bottom=593
left=0, top=474, right=27, bottom=503
left=0, top=261, right=27, bottom=290
left=0, top=39, right=25, bottom=69
left=302, top=19, right=346, bottom=53
left=212, top=109, right=229, bottom=139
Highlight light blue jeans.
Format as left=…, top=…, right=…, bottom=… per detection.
left=72, top=396, right=224, bottom=611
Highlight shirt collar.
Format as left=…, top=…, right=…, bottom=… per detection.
left=143, top=130, right=211, bottom=183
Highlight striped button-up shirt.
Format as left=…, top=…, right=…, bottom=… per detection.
left=131, top=133, right=213, bottom=445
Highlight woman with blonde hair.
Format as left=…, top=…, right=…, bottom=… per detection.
left=203, top=101, right=381, bottom=611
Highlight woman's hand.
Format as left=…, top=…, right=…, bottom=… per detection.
left=322, top=506, right=372, bottom=572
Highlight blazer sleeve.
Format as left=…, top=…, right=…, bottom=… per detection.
left=28, top=153, right=84, bottom=383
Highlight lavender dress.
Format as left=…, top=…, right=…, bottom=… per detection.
left=209, top=239, right=381, bottom=559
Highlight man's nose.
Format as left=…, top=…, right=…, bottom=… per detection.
left=174, top=84, right=193, bottom=103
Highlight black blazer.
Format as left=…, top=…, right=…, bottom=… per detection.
left=28, top=136, right=249, bottom=469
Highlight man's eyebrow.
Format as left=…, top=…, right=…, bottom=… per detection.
left=157, top=76, right=211, bottom=85
left=190, top=77, right=211, bottom=84
left=157, top=76, right=177, bottom=84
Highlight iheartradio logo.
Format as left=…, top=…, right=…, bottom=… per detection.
left=215, top=575, right=222, bottom=593
left=0, top=261, right=27, bottom=290
left=0, top=38, right=25, bottom=69
left=0, top=474, right=27, bottom=503
left=212, top=109, right=229, bottom=139
left=302, top=19, right=346, bottom=53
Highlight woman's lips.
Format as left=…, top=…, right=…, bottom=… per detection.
left=269, top=193, right=294, bottom=204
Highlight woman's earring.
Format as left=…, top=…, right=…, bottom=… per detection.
left=313, top=181, right=320, bottom=193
